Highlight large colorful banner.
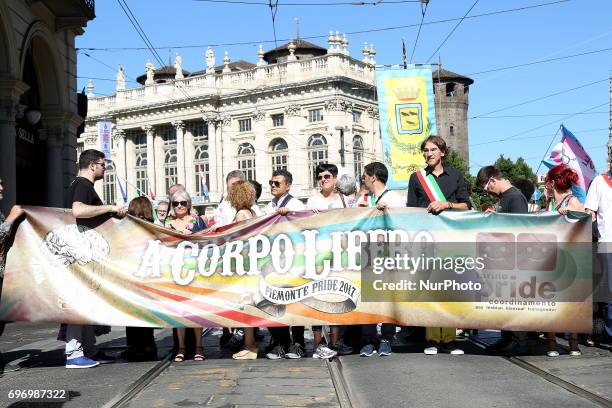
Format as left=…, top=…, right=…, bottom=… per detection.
left=0, top=207, right=592, bottom=332
left=376, top=66, right=437, bottom=189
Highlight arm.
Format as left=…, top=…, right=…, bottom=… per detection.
left=559, top=196, right=585, bottom=214
left=452, top=172, right=472, bottom=210
left=406, top=174, right=419, bottom=207
left=72, top=202, right=121, bottom=218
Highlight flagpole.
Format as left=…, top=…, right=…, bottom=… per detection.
left=536, top=124, right=562, bottom=175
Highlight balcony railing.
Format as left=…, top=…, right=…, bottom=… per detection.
left=87, top=53, right=375, bottom=114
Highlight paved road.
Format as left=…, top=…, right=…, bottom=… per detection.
left=0, top=323, right=610, bottom=408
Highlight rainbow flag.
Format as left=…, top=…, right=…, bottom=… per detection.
left=542, top=125, right=597, bottom=203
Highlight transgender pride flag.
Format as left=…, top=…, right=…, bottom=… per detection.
left=542, top=125, right=597, bottom=203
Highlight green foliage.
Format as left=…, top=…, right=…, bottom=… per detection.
left=494, top=155, right=538, bottom=184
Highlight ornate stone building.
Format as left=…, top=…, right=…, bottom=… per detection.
left=82, top=35, right=473, bottom=206
left=0, top=0, right=95, bottom=213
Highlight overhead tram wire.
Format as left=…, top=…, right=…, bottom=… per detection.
left=425, top=0, right=479, bottom=63
left=473, top=112, right=608, bottom=119
left=470, top=77, right=609, bottom=119
left=471, top=128, right=608, bottom=147
left=467, top=46, right=612, bottom=76
left=472, top=100, right=609, bottom=147
left=409, top=0, right=428, bottom=64
left=115, top=0, right=201, bottom=106
left=78, top=0, right=572, bottom=51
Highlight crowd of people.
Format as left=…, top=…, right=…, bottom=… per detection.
left=0, top=134, right=609, bottom=369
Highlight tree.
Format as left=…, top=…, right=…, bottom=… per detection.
left=493, top=155, right=538, bottom=184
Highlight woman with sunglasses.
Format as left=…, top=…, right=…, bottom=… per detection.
left=307, top=163, right=344, bottom=212
left=227, top=180, right=260, bottom=360
left=166, top=189, right=207, bottom=362
left=544, top=164, right=584, bottom=357
left=306, top=163, right=352, bottom=358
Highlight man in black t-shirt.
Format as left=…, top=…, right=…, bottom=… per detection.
left=476, top=165, right=530, bottom=355
left=63, top=149, right=126, bottom=369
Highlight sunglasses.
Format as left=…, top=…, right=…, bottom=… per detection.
left=269, top=180, right=281, bottom=188
left=317, top=174, right=332, bottom=181
left=482, top=177, right=494, bottom=192
left=92, top=161, right=106, bottom=168
left=172, top=201, right=189, bottom=207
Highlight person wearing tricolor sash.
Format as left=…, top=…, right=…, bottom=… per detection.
left=407, top=136, right=471, bottom=355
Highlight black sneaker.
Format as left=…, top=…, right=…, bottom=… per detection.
left=266, top=345, right=286, bottom=360
left=285, top=343, right=305, bottom=359
left=330, top=341, right=353, bottom=356
left=219, top=329, right=232, bottom=348
left=228, top=329, right=245, bottom=351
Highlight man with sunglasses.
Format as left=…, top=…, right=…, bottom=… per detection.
left=263, top=170, right=308, bottom=359
left=476, top=165, right=530, bottom=355
left=62, top=149, right=126, bottom=369
left=476, top=166, right=527, bottom=214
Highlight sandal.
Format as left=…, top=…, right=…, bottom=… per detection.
left=194, top=347, right=205, bottom=361
left=174, top=348, right=185, bottom=362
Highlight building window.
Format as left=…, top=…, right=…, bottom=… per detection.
left=194, top=144, right=210, bottom=197
left=76, top=142, right=84, bottom=157
left=135, top=152, right=148, bottom=196
left=130, top=129, right=148, bottom=196
left=238, top=118, right=252, bottom=132
left=353, top=136, right=364, bottom=177
left=446, top=83, right=456, bottom=96
left=308, top=134, right=328, bottom=188
left=308, top=109, right=323, bottom=123
left=352, top=110, right=362, bottom=123
left=103, top=161, right=116, bottom=204
left=449, top=125, right=455, bottom=136
left=188, top=121, right=208, bottom=142
left=159, top=125, right=176, bottom=145
left=238, top=142, right=256, bottom=181
left=270, top=138, right=288, bottom=171
left=164, top=148, right=177, bottom=193
left=271, top=113, right=284, bottom=127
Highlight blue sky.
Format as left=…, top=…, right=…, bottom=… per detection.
left=76, top=0, right=612, bottom=175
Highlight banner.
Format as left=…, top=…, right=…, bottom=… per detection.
left=376, top=66, right=437, bottom=189
left=97, top=121, right=112, bottom=158
left=543, top=125, right=597, bottom=203
left=0, top=207, right=592, bottom=332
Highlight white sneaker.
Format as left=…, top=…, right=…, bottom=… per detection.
left=547, top=350, right=560, bottom=357
left=313, top=344, right=338, bottom=359
left=424, top=345, right=438, bottom=355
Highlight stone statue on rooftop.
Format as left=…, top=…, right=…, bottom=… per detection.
left=174, top=54, right=184, bottom=80
left=206, top=47, right=215, bottom=73
left=116, top=65, right=125, bottom=91
left=145, top=60, right=155, bottom=85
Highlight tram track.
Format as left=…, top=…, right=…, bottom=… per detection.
left=469, top=336, right=612, bottom=408
left=103, top=327, right=214, bottom=408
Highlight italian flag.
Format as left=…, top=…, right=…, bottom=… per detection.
left=416, top=170, right=446, bottom=203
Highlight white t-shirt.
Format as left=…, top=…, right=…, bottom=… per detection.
left=370, top=189, right=405, bottom=208
left=307, top=193, right=344, bottom=210
left=265, top=194, right=305, bottom=214
left=213, top=198, right=236, bottom=227
left=584, top=173, right=612, bottom=245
